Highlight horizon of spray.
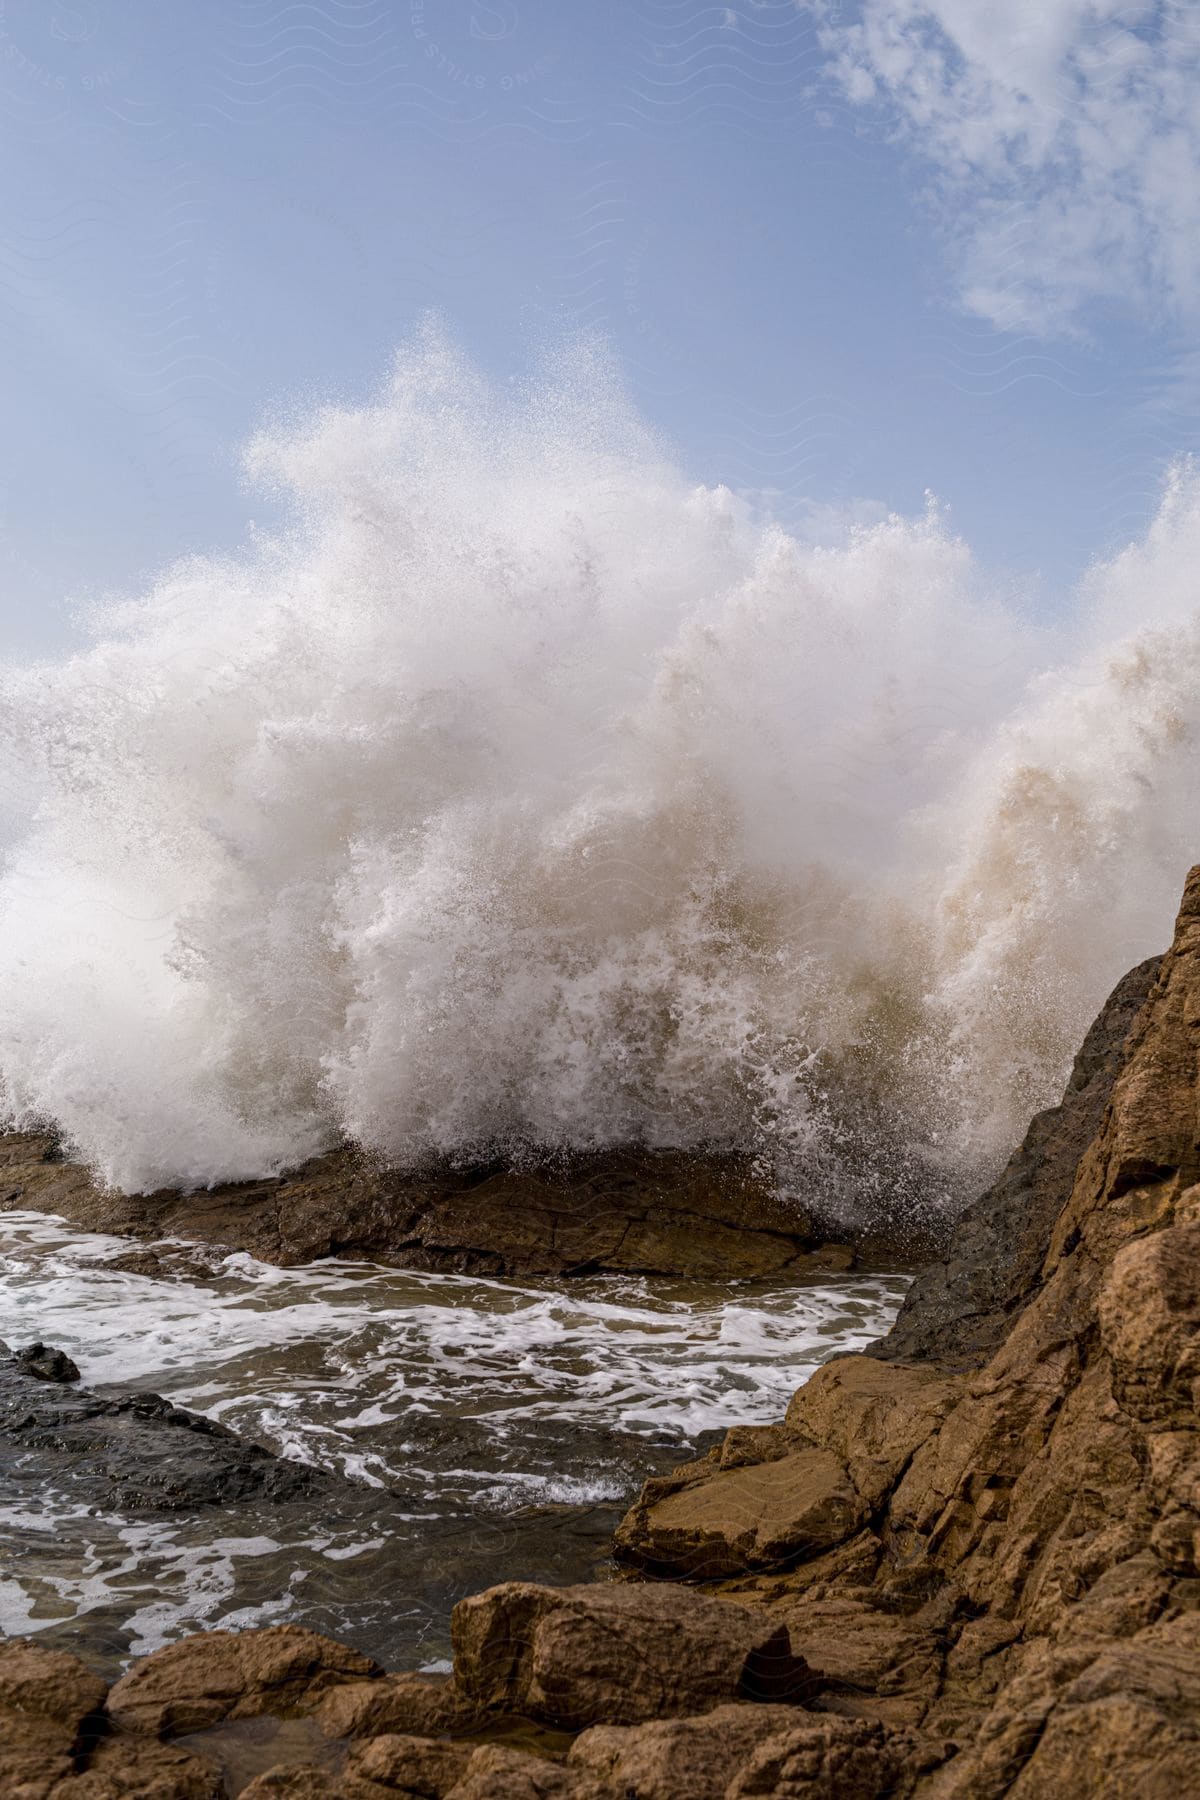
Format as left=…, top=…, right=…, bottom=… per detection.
left=0, top=327, right=1197, bottom=1217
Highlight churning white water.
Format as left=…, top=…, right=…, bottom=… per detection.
left=0, top=1211, right=905, bottom=1668
left=1, top=325, right=1197, bottom=1212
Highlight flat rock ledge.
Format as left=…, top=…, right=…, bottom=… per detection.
left=6, top=873, right=1200, bottom=1797
left=0, top=1138, right=861, bottom=1281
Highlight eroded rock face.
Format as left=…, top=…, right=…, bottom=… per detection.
left=567, top=1702, right=824, bottom=1800
left=0, top=1638, right=107, bottom=1795
left=877, top=953, right=1162, bottom=1368
left=599, top=868, right=1200, bottom=1795
left=0, top=1138, right=853, bottom=1280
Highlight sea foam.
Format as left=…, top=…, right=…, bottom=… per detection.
left=1, top=326, right=1198, bottom=1215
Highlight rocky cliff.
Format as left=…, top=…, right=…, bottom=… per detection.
left=5, top=871, right=1200, bottom=1796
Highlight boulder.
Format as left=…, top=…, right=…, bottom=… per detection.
left=70, top=1735, right=225, bottom=1797
left=724, top=1715, right=945, bottom=1797
left=784, top=1358, right=962, bottom=1508
left=105, top=1625, right=380, bottom=1737
left=613, top=1446, right=865, bottom=1579
left=0, top=1638, right=106, bottom=1797
left=567, top=1702, right=810, bottom=1800
left=449, top=1581, right=815, bottom=1728
left=444, top=1745, right=611, bottom=1798
left=314, top=1673, right=485, bottom=1742
left=0, top=1350, right=334, bottom=1513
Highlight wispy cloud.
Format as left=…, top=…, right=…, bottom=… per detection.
left=812, top=2, right=1200, bottom=338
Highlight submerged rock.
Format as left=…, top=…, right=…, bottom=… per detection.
left=0, top=1343, right=335, bottom=1512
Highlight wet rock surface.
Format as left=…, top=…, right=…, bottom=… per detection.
left=0, top=1342, right=335, bottom=1512
left=876, top=953, right=1162, bottom=1368
left=0, top=1140, right=861, bottom=1281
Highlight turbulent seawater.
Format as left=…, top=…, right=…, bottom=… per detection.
left=0, top=1211, right=905, bottom=1672
left=1, top=326, right=1199, bottom=1222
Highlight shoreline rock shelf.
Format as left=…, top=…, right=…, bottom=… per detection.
left=5, top=868, right=1200, bottom=1793
left=0, top=1138, right=866, bottom=1282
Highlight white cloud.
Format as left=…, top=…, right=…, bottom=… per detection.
left=814, top=1, right=1200, bottom=337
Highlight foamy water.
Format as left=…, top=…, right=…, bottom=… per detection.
left=0, top=327, right=1197, bottom=1219
left=0, top=1211, right=905, bottom=1668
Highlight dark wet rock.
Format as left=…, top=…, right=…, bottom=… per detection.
left=11, top=1340, right=80, bottom=1382
left=0, top=1348, right=334, bottom=1512
left=0, top=1138, right=855, bottom=1280
left=874, top=954, right=1161, bottom=1368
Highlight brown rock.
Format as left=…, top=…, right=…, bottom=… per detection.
left=567, top=1702, right=807, bottom=1799
left=775, top=1596, right=943, bottom=1727
left=785, top=1357, right=962, bottom=1507
left=68, top=1735, right=224, bottom=1797
left=450, top=1581, right=814, bottom=1728
left=348, top=1732, right=472, bottom=1794
left=0, top=1137, right=850, bottom=1281
left=238, top=1771, right=350, bottom=1799
left=876, top=953, right=1161, bottom=1368
left=105, top=1625, right=380, bottom=1737
left=613, top=1447, right=865, bottom=1579
left=724, top=1715, right=944, bottom=1797
left=1099, top=1217, right=1200, bottom=1426
left=0, top=1638, right=106, bottom=1754
left=0, top=1637, right=107, bottom=1795
left=444, top=1745, right=610, bottom=1798
left=314, top=1673, right=484, bottom=1742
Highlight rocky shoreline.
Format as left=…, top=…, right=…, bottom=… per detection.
left=5, top=870, right=1200, bottom=1795
left=0, top=1138, right=872, bottom=1283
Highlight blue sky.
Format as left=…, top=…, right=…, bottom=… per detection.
left=0, top=0, right=1197, bottom=655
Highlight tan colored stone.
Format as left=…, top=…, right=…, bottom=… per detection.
left=776, top=1596, right=943, bottom=1727
left=725, top=1715, right=945, bottom=1798
left=450, top=1581, right=813, bottom=1728
left=349, top=1732, right=472, bottom=1793
left=614, top=1447, right=865, bottom=1579
left=445, top=1744, right=609, bottom=1798
left=0, top=1638, right=106, bottom=1755
left=105, top=1625, right=380, bottom=1737
left=567, top=1703, right=804, bottom=1800
left=63, top=1736, right=224, bottom=1798
left=785, top=1357, right=961, bottom=1507
left=314, top=1673, right=483, bottom=1741
left=1099, top=1218, right=1200, bottom=1425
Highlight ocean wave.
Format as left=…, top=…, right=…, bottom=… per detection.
left=1, top=324, right=1197, bottom=1217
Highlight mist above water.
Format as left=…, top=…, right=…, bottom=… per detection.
left=1, top=326, right=1197, bottom=1215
